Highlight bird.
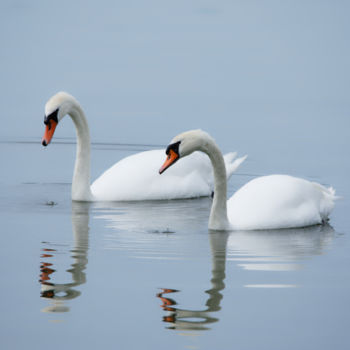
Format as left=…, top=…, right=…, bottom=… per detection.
left=159, top=129, right=336, bottom=230
left=41, top=92, right=246, bottom=201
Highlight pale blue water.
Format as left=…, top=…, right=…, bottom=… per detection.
left=0, top=139, right=349, bottom=349
left=1, top=1, right=350, bottom=349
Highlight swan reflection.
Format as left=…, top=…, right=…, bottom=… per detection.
left=227, top=224, right=334, bottom=287
left=157, top=224, right=334, bottom=331
left=93, top=198, right=211, bottom=234
left=157, top=232, right=228, bottom=331
left=92, top=198, right=335, bottom=329
left=39, top=202, right=90, bottom=313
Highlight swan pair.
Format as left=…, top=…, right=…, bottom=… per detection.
left=42, top=92, right=336, bottom=231
left=42, top=92, right=246, bottom=201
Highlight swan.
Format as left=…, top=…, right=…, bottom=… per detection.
left=159, top=129, right=336, bottom=230
left=41, top=92, right=246, bottom=201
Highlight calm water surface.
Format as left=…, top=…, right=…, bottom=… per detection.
left=1, top=1, right=350, bottom=348
left=0, top=141, right=349, bottom=350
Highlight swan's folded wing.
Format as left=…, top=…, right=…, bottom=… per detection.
left=223, top=152, right=247, bottom=180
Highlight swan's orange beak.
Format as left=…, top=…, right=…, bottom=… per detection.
left=42, top=119, right=58, bottom=146
left=159, top=149, right=179, bottom=174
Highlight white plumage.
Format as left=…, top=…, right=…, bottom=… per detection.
left=227, top=174, right=335, bottom=230
left=161, top=129, right=336, bottom=230
left=42, top=92, right=246, bottom=201
left=91, top=150, right=245, bottom=201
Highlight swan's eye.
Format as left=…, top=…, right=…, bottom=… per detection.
left=165, top=141, right=181, bottom=156
left=44, top=108, right=59, bottom=126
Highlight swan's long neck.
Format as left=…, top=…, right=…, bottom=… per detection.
left=202, top=137, right=230, bottom=230
left=69, top=105, right=93, bottom=201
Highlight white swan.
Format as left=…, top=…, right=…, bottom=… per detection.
left=41, top=92, right=246, bottom=201
left=159, top=129, right=336, bottom=230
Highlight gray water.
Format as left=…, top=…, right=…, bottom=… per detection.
left=1, top=140, right=349, bottom=349
left=1, top=1, right=350, bottom=349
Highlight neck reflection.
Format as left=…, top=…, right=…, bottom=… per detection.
left=39, top=201, right=90, bottom=313
left=157, top=224, right=335, bottom=330
left=157, top=232, right=228, bottom=331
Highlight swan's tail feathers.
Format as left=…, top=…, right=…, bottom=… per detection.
left=327, top=186, right=340, bottom=200
left=223, top=152, right=248, bottom=180
left=312, top=183, right=338, bottom=222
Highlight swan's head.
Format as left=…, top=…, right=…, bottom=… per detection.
left=159, top=129, right=212, bottom=174
left=42, top=92, right=79, bottom=146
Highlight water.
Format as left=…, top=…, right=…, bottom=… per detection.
left=0, top=140, right=349, bottom=350
left=1, top=1, right=350, bottom=349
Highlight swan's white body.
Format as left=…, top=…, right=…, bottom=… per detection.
left=227, top=174, right=335, bottom=230
left=42, top=92, right=246, bottom=201
left=91, top=150, right=243, bottom=201
left=161, top=130, right=336, bottom=231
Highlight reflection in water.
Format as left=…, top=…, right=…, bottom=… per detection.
left=157, top=232, right=228, bottom=331
left=227, top=224, right=334, bottom=288
left=93, top=197, right=212, bottom=234
left=92, top=199, right=335, bottom=331
left=39, top=202, right=90, bottom=313
left=156, top=225, right=335, bottom=331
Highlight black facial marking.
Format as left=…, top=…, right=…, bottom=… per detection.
left=44, top=108, right=59, bottom=126
left=165, top=141, right=181, bottom=156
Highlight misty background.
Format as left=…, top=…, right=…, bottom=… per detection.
left=0, top=0, right=349, bottom=178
